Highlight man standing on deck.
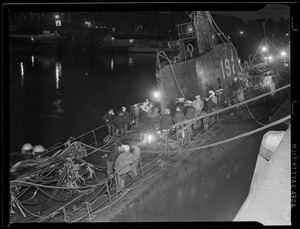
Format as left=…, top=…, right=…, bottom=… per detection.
left=185, top=100, right=196, bottom=136
left=121, top=106, right=130, bottom=137
left=103, top=109, right=115, bottom=137
left=173, top=106, right=186, bottom=139
left=193, top=95, right=204, bottom=129
left=231, top=76, right=241, bottom=104
left=175, top=97, right=185, bottom=113
left=114, top=111, right=126, bottom=139
left=160, top=109, right=174, bottom=141
left=207, top=95, right=217, bottom=126
left=105, top=142, right=124, bottom=178
left=132, top=104, right=140, bottom=129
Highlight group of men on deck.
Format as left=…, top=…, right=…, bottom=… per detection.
left=102, top=76, right=244, bottom=140
left=101, top=76, right=245, bottom=192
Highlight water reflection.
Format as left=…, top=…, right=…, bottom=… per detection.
left=20, top=62, right=24, bottom=87
left=55, top=62, right=62, bottom=89
left=52, top=96, right=64, bottom=114
left=31, top=55, right=35, bottom=68
left=10, top=51, right=157, bottom=153
left=128, top=57, right=133, bottom=66
left=110, top=58, right=114, bottom=70
left=54, top=62, right=64, bottom=114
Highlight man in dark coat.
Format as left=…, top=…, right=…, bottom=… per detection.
left=121, top=106, right=130, bottom=136
left=231, top=76, right=241, bottom=104
left=207, top=96, right=217, bottom=126
left=160, top=109, right=173, bottom=141
left=185, top=100, right=196, bottom=135
left=105, top=143, right=124, bottom=178
left=103, top=109, right=115, bottom=137
left=173, top=106, right=186, bottom=139
left=114, top=111, right=125, bottom=139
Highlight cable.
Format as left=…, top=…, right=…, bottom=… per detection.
left=143, top=115, right=290, bottom=154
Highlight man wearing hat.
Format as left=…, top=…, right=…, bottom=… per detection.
left=231, top=76, right=241, bottom=104
left=173, top=106, right=186, bottom=139
left=217, top=89, right=228, bottom=108
left=160, top=109, right=173, bottom=141
left=105, top=142, right=124, bottom=178
left=121, top=106, right=130, bottom=136
left=175, top=97, right=185, bottom=113
left=185, top=100, right=196, bottom=136
left=209, top=90, right=218, bottom=105
left=103, top=108, right=116, bottom=137
left=114, top=111, right=126, bottom=139
left=193, top=95, right=204, bottom=129
left=132, top=104, right=140, bottom=128
left=114, top=144, right=132, bottom=192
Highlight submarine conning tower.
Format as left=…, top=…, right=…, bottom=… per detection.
left=176, top=11, right=218, bottom=61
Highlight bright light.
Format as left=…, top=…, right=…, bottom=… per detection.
left=129, top=39, right=134, bottom=44
left=286, top=33, right=289, bottom=36
left=280, top=51, right=287, bottom=57
left=147, top=134, right=155, bottom=144
left=153, top=91, right=161, bottom=100
left=31, top=37, right=34, bottom=41
left=111, top=37, right=115, bottom=40
left=55, top=14, right=59, bottom=19
left=268, top=56, right=273, bottom=60
left=240, top=31, right=244, bottom=35
left=261, top=46, right=267, bottom=52
left=85, top=21, right=91, bottom=28
left=263, top=56, right=268, bottom=60
left=187, top=25, right=193, bottom=33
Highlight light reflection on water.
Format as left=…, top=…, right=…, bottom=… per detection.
left=55, top=62, right=62, bottom=89
left=31, top=55, right=34, bottom=68
left=10, top=49, right=157, bottom=153
left=20, top=62, right=24, bottom=87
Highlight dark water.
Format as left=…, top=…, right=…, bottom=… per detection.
left=10, top=47, right=158, bottom=153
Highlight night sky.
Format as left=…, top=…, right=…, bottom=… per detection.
left=212, top=4, right=290, bottom=22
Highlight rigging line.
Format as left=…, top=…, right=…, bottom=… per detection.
left=143, top=115, right=290, bottom=154
left=244, top=99, right=267, bottom=126
left=266, top=37, right=280, bottom=52
left=165, top=54, right=186, bottom=100
left=263, top=96, right=272, bottom=121
left=172, top=84, right=290, bottom=128
left=87, top=165, right=165, bottom=219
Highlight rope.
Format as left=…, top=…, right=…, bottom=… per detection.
left=86, top=165, right=165, bottom=219
left=244, top=101, right=267, bottom=126
left=160, top=51, right=186, bottom=100
left=143, top=115, right=290, bottom=154
left=172, top=84, right=290, bottom=128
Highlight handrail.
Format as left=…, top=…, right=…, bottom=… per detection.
left=143, top=115, right=291, bottom=154
left=11, top=124, right=107, bottom=157
left=172, top=84, right=290, bottom=128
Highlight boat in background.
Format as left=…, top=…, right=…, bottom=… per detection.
left=9, top=10, right=290, bottom=224
left=128, top=39, right=177, bottom=53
